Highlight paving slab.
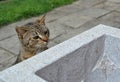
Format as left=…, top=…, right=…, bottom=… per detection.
left=46, top=9, right=68, bottom=23
left=0, top=26, right=16, bottom=41
left=116, top=6, right=120, bottom=12
left=58, top=6, right=110, bottom=29
left=0, top=56, right=17, bottom=71
left=81, top=19, right=100, bottom=29
left=0, top=35, right=19, bottom=55
left=97, top=11, right=120, bottom=28
left=108, top=0, right=120, bottom=3
left=0, top=48, right=17, bottom=71
left=46, top=22, right=67, bottom=39
left=0, top=48, right=14, bottom=62
left=57, top=13, right=93, bottom=28
left=74, top=0, right=106, bottom=8
left=46, top=0, right=94, bottom=23
left=98, top=20, right=120, bottom=29
left=100, top=11, right=120, bottom=22
left=53, top=29, right=82, bottom=44
left=78, top=7, right=110, bottom=18
left=54, top=19, right=100, bottom=43
left=55, top=4, right=84, bottom=14
left=48, top=41, right=57, bottom=48
left=94, top=1, right=120, bottom=11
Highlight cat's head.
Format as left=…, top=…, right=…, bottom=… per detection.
left=16, top=15, right=49, bottom=51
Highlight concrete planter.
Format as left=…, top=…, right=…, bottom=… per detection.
left=0, top=24, right=120, bottom=82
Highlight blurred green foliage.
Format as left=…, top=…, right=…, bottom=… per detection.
left=0, top=0, right=74, bottom=26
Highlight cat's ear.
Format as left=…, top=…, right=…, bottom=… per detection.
left=15, top=26, right=29, bottom=39
left=36, top=15, right=46, bottom=25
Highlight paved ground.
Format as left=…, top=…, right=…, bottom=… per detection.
left=0, top=0, right=120, bottom=71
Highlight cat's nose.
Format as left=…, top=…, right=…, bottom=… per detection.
left=42, top=36, right=48, bottom=42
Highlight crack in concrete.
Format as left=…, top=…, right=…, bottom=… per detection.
left=0, top=34, right=16, bottom=41
left=0, top=47, right=16, bottom=56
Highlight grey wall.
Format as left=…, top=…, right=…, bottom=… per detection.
left=104, top=35, right=120, bottom=67
left=36, top=36, right=105, bottom=82
left=84, top=35, right=120, bottom=82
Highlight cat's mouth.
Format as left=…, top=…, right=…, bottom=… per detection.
left=35, top=45, right=48, bottom=53
left=38, top=35, right=49, bottom=43
left=35, top=41, right=47, bottom=48
left=41, top=39, right=48, bottom=43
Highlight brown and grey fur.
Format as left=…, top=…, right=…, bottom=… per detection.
left=15, top=15, right=49, bottom=63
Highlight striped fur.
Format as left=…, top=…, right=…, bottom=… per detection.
left=15, top=15, right=49, bottom=62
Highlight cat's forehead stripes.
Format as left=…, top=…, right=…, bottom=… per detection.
left=24, top=22, right=47, bottom=31
left=22, top=23, right=49, bottom=39
left=25, top=22, right=34, bottom=26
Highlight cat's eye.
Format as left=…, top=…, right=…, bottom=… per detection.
left=33, top=36, right=39, bottom=39
left=44, top=31, right=48, bottom=34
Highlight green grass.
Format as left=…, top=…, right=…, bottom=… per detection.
left=0, top=0, right=74, bottom=26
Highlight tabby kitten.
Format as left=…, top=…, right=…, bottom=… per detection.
left=15, top=15, right=49, bottom=62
